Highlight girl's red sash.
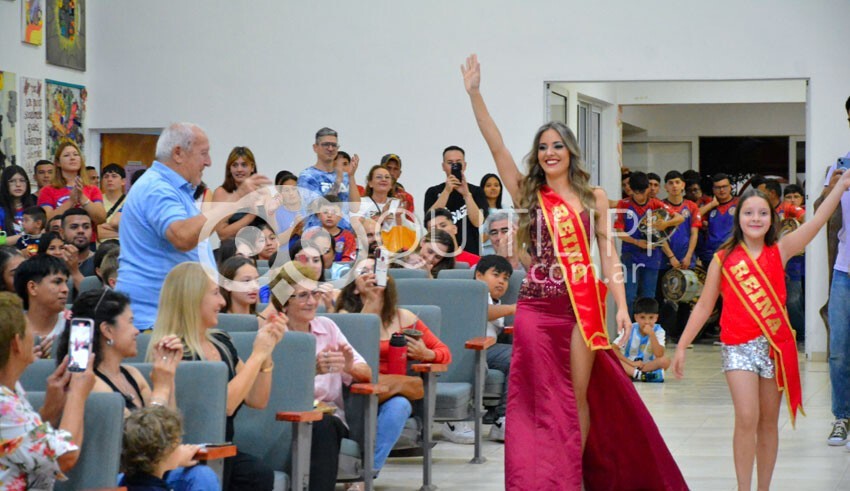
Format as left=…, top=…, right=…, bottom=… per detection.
left=718, top=245, right=804, bottom=426
left=538, top=186, right=610, bottom=350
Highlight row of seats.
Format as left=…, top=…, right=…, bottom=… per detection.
left=37, top=273, right=525, bottom=489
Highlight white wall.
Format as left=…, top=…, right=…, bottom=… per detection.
left=0, top=0, right=91, bottom=163
left=4, top=0, right=849, bottom=358
left=623, top=103, right=805, bottom=138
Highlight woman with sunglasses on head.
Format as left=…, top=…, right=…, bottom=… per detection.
left=213, top=146, right=260, bottom=241
left=56, top=288, right=220, bottom=489
left=147, top=262, right=287, bottom=491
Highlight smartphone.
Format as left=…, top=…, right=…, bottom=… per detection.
left=450, top=162, right=463, bottom=181
left=374, top=249, right=389, bottom=288
left=387, top=198, right=401, bottom=214
left=68, top=318, right=94, bottom=372
left=838, top=157, right=850, bottom=170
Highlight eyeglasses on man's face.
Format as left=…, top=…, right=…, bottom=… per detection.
left=319, top=142, right=339, bottom=149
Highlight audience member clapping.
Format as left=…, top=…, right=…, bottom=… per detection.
left=57, top=288, right=219, bottom=489
left=37, top=141, right=106, bottom=224
left=0, top=291, right=95, bottom=489
left=267, top=261, right=371, bottom=491
left=14, top=255, right=70, bottom=358
left=147, top=262, right=285, bottom=490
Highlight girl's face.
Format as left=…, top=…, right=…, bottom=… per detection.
left=313, top=236, right=335, bottom=268
left=229, top=264, right=260, bottom=308
left=46, top=239, right=65, bottom=258
left=369, top=168, right=393, bottom=195
left=420, top=241, right=449, bottom=267
left=105, top=306, right=139, bottom=358
left=58, top=145, right=82, bottom=175
left=294, top=247, right=323, bottom=278
left=8, top=173, right=28, bottom=199
left=259, top=228, right=279, bottom=260
left=483, top=177, right=501, bottom=200
left=3, top=254, right=24, bottom=292
left=536, top=129, right=571, bottom=181
left=230, top=157, right=254, bottom=185
left=738, top=196, right=773, bottom=242
left=200, top=279, right=226, bottom=329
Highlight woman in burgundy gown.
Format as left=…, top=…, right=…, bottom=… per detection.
left=461, top=54, right=687, bottom=490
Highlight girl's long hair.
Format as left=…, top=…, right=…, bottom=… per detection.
left=219, top=255, right=258, bottom=315
left=515, top=122, right=597, bottom=253
left=480, top=173, right=503, bottom=209
left=51, top=141, right=92, bottom=188
left=716, top=189, right=778, bottom=264
left=338, top=275, right=398, bottom=327
left=147, top=262, right=229, bottom=362
left=0, top=166, right=37, bottom=232
left=221, top=146, right=257, bottom=193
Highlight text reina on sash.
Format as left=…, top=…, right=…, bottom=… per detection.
left=728, top=259, right=782, bottom=334
left=553, top=205, right=590, bottom=283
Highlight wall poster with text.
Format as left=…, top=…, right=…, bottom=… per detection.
left=20, top=77, right=45, bottom=176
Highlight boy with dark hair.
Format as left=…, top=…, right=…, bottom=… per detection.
left=612, top=297, right=670, bottom=383
left=697, top=173, right=738, bottom=266
left=647, top=172, right=662, bottom=200
left=474, top=254, right=515, bottom=442
left=310, top=195, right=356, bottom=262
left=614, top=171, right=683, bottom=317
left=764, top=179, right=806, bottom=222
left=14, top=254, right=70, bottom=357
left=16, top=206, right=46, bottom=256
left=656, top=171, right=702, bottom=340
left=424, top=207, right=480, bottom=266
left=33, top=159, right=55, bottom=195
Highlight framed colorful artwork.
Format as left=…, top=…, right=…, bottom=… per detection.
left=45, top=0, right=86, bottom=71
left=45, top=79, right=86, bottom=158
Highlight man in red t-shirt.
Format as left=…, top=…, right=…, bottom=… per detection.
left=380, top=153, right=415, bottom=214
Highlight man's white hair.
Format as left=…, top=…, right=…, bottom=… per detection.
left=484, top=209, right=518, bottom=232
left=155, top=122, right=203, bottom=163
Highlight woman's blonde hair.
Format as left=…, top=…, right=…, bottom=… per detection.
left=515, top=122, right=597, bottom=252
left=51, top=141, right=91, bottom=188
left=147, top=262, right=225, bottom=361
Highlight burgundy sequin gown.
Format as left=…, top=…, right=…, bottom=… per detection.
left=505, top=208, right=687, bottom=490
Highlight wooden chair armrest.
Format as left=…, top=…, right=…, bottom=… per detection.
left=411, top=363, right=449, bottom=373
left=276, top=410, right=325, bottom=422
left=194, top=444, right=237, bottom=461
left=502, top=326, right=514, bottom=335
left=351, top=383, right=389, bottom=395
left=465, top=336, right=496, bottom=351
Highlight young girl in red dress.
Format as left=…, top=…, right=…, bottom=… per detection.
left=673, top=171, right=850, bottom=490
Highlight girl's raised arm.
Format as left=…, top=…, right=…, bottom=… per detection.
left=462, top=54, right=522, bottom=203
left=779, top=169, right=850, bottom=262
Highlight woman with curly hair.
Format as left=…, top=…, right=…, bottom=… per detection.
left=461, top=54, right=686, bottom=490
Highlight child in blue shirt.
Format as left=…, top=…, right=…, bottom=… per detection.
left=613, top=297, right=670, bottom=383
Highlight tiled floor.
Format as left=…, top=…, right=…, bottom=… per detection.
left=372, top=344, right=850, bottom=490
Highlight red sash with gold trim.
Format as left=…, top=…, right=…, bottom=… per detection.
left=719, top=245, right=804, bottom=426
left=538, top=186, right=610, bottom=350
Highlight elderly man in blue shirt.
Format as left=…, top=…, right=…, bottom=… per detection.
left=116, top=122, right=270, bottom=330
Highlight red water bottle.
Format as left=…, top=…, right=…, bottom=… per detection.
left=387, top=333, right=408, bottom=375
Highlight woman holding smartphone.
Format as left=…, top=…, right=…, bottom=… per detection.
left=461, top=54, right=685, bottom=489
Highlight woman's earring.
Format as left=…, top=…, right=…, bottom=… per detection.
left=106, top=338, right=114, bottom=346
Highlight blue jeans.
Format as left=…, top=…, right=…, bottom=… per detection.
left=621, top=253, right=660, bottom=317
left=486, top=343, right=512, bottom=418
left=829, top=271, right=850, bottom=419
left=375, top=396, right=412, bottom=473
left=786, top=275, right=805, bottom=335
left=166, top=465, right=220, bottom=491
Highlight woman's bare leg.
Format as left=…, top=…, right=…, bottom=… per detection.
left=726, top=370, right=761, bottom=491
left=755, top=376, right=781, bottom=491
left=570, top=325, right=596, bottom=452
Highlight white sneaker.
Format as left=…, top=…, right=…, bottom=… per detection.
left=488, top=417, right=505, bottom=442
left=441, top=422, right=475, bottom=444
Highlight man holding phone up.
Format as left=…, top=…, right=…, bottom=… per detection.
left=424, top=146, right=488, bottom=255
